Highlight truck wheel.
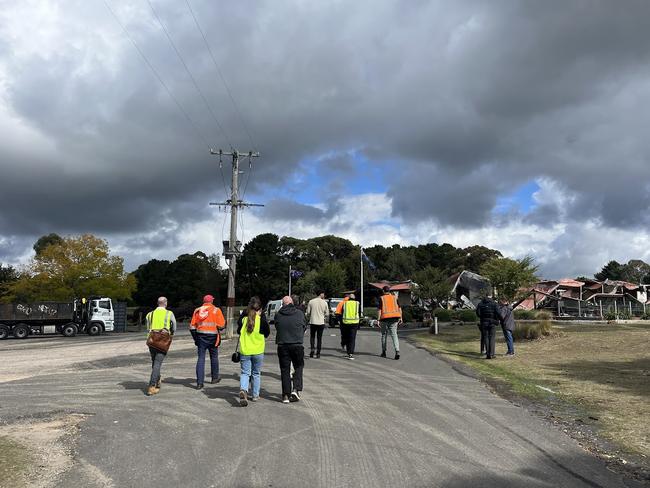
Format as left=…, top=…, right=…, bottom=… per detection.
left=62, top=323, right=78, bottom=337
left=0, top=325, right=8, bottom=340
left=13, top=324, right=30, bottom=339
left=87, top=323, right=101, bottom=336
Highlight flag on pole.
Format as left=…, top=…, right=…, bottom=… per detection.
left=361, top=249, right=376, bottom=271
left=290, top=269, right=303, bottom=279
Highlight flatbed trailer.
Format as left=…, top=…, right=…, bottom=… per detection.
left=0, top=297, right=117, bottom=339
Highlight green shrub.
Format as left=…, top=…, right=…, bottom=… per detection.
left=363, top=307, right=378, bottom=319
left=641, top=313, right=650, bottom=320
left=513, top=320, right=553, bottom=341
left=433, top=308, right=453, bottom=322
left=535, top=310, right=553, bottom=320
left=618, top=310, right=631, bottom=320
left=402, top=307, right=414, bottom=322
left=604, top=310, right=617, bottom=321
left=457, top=309, right=478, bottom=322
left=514, top=309, right=536, bottom=320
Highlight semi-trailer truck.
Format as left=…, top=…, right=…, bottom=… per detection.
left=0, top=297, right=117, bottom=339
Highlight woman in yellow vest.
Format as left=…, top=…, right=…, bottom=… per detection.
left=236, top=297, right=270, bottom=406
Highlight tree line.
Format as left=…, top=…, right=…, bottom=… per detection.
left=0, top=232, right=648, bottom=309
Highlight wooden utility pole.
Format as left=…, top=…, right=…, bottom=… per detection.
left=210, top=149, right=262, bottom=338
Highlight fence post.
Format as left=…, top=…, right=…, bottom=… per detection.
left=614, top=300, right=618, bottom=319
left=599, top=300, right=603, bottom=319
left=629, top=301, right=632, bottom=317
left=434, top=316, right=438, bottom=335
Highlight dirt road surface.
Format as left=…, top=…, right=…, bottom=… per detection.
left=0, top=328, right=643, bottom=487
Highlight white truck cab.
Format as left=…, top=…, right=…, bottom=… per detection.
left=86, top=297, right=115, bottom=333
left=265, top=300, right=283, bottom=324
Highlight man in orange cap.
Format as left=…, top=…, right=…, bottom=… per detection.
left=191, top=294, right=226, bottom=389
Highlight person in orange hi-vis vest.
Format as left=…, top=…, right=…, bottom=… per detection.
left=191, top=294, right=226, bottom=389
left=335, top=293, right=350, bottom=351
left=378, top=286, right=402, bottom=360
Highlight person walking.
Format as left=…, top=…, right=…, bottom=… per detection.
left=191, top=294, right=226, bottom=389
left=306, top=291, right=329, bottom=358
left=236, top=297, right=270, bottom=406
left=335, top=293, right=350, bottom=351
left=378, top=286, right=402, bottom=360
left=341, top=293, right=360, bottom=360
left=498, top=298, right=516, bottom=356
left=476, top=294, right=500, bottom=359
left=145, top=297, right=176, bottom=396
left=274, top=296, right=306, bottom=403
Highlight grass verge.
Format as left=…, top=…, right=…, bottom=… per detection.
left=411, top=322, right=650, bottom=467
left=0, top=435, right=31, bottom=487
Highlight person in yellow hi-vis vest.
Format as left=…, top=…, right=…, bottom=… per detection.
left=236, top=297, right=270, bottom=406
left=145, top=297, right=176, bottom=396
left=341, top=293, right=361, bottom=360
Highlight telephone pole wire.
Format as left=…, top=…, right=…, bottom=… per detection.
left=210, top=149, right=263, bottom=338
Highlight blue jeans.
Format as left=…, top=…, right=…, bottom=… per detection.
left=240, top=354, right=264, bottom=398
left=503, top=328, right=514, bottom=354
left=196, top=334, right=219, bottom=384
left=380, top=319, right=400, bottom=353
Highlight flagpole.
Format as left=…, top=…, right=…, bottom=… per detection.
left=288, top=264, right=292, bottom=296
left=360, top=247, right=364, bottom=316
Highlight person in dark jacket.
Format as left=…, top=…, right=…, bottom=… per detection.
left=274, top=296, right=307, bottom=403
left=476, top=295, right=500, bottom=359
left=498, top=298, right=516, bottom=356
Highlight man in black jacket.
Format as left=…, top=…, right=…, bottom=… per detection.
left=274, top=296, right=306, bottom=403
left=476, top=294, right=500, bottom=359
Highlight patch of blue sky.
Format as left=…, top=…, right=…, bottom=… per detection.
left=493, top=180, right=540, bottom=214
left=270, top=149, right=389, bottom=206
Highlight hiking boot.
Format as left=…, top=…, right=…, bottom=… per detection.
left=394, top=353, right=400, bottom=360
left=146, top=386, right=158, bottom=396
left=282, top=395, right=290, bottom=404
left=155, top=379, right=161, bottom=389
left=290, top=391, right=301, bottom=402
left=380, top=351, right=386, bottom=358
left=197, top=383, right=204, bottom=390
left=239, top=390, right=248, bottom=407
left=211, top=377, right=221, bottom=384
left=309, top=350, right=314, bottom=358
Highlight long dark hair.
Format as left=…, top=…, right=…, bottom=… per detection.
left=246, top=297, right=262, bottom=333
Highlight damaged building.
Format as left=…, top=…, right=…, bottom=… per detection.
left=516, top=279, right=649, bottom=318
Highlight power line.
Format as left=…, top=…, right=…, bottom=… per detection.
left=102, top=0, right=211, bottom=149
left=185, top=0, right=257, bottom=152
left=146, top=0, right=233, bottom=150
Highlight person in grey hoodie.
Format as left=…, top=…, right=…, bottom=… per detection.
left=274, top=296, right=307, bottom=403
left=498, top=298, right=516, bottom=356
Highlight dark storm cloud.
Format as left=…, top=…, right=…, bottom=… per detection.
left=262, top=197, right=342, bottom=223
left=1, top=0, right=650, bottom=266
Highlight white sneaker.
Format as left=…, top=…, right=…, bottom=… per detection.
left=290, top=391, right=301, bottom=402
left=282, top=395, right=290, bottom=404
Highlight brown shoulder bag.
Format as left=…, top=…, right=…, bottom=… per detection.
left=146, top=329, right=172, bottom=354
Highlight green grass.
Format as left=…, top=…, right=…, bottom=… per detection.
left=412, top=322, right=650, bottom=458
left=0, top=436, right=31, bottom=487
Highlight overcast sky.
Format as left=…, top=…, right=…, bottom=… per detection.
left=1, top=0, right=649, bottom=278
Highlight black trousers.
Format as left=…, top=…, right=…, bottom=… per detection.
left=309, top=324, right=325, bottom=354
left=277, top=344, right=304, bottom=396
left=342, top=325, right=358, bottom=355
left=148, top=346, right=166, bottom=387
left=338, top=317, right=347, bottom=347
left=484, top=325, right=496, bottom=358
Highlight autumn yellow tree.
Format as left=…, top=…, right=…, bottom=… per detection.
left=7, top=234, right=136, bottom=302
